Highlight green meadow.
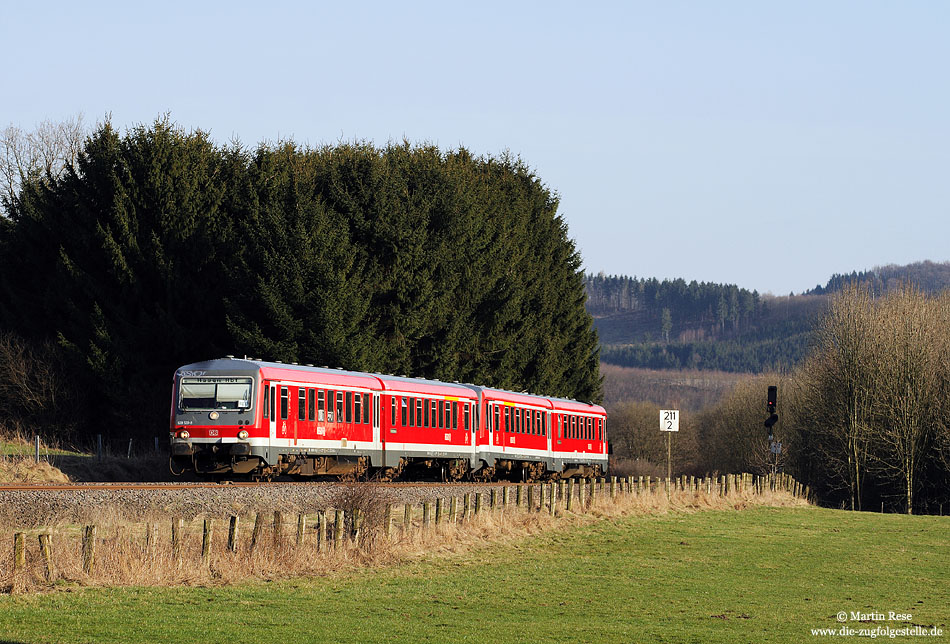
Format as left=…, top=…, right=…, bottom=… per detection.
left=0, top=506, right=946, bottom=643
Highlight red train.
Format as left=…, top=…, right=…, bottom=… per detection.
left=170, top=357, right=608, bottom=480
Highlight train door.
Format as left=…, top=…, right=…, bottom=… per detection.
left=546, top=411, right=553, bottom=454
left=267, top=383, right=276, bottom=443
left=373, top=393, right=381, bottom=448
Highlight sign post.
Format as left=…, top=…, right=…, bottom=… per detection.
left=660, top=410, right=679, bottom=490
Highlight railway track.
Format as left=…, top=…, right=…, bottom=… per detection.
left=0, top=480, right=515, bottom=492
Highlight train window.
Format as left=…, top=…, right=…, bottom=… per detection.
left=318, top=390, right=326, bottom=422
left=569, top=415, right=575, bottom=438
left=504, top=407, right=510, bottom=432
left=464, top=404, right=470, bottom=431
left=297, top=389, right=306, bottom=421
left=541, top=411, right=546, bottom=437
left=431, top=400, right=438, bottom=428
left=180, top=378, right=251, bottom=411
left=344, top=392, right=352, bottom=423
left=308, top=389, right=315, bottom=421
left=436, top=400, right=443, bottom=429
left=391, top=398, right=397, bottom=426
left=280, top=387, right=289, bottom=420
left=263, top=384, right=269, bottom=419
left=588, top=417, right=593, bottom=440
left=491, top=405, right=498, bottom=433
left=401, top=397, right=408, bottom=426
left=408, top=397, right=415, bottom=427
left=354, top=393, right=362, bottom=424
left=416, top=399, right=423, bottom=427
left=363, top=393, right=370, bottom=424
left=336, top=392, right=344, bottom=424
left=270, top=386, right=276, bottom=421
left=423, top=398, right=430, bottom=427
left=447, top=402, right=453, bottom=430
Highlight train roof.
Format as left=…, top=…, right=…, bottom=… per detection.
left=175, top=358, right=477, bottom=397
left=175, top=357, right=601, bottom=410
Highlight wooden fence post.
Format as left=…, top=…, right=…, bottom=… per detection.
left=82, top=525, right=97, bottom=574
left=450, top=497, right=458, bottom=523
left=296, top=514, right=306, bottom=547
left=423, top=502, right=432, bottom=528
left=227, top=516, right=239, bottom=552
left=527, top=485, right=534, bottom=512
left=538, top=485, right=545, bottom=513
left=463, top=494, right=471, bottom=519
left=353, top=509, right=364, bottom=541
left=566, top=479, right=574, bottom=511
left=273, top=511, right=283, bottom=549
left=475, top=492, right=483, bottom=515
left=334, top=510, right=344, bottom=548
left=13, top=532, right=25, bottom=571
left=404, top=503, right=413, bottom=532
left=610, top=476, right=617, bottom=499
left=550, top=482, right=557, bottom=515
left=503, top=486, right=510, bottom=508
left=385, top=504, right=393, bottom=538
left=38, top=534, right=53, bottom=582
left=145, top=522, right=155, bottom=558
left=172, top=518, right=183, bottom=566
left=578, top=480, right=586, bottom=509
left=250, top=513, right=263, bottom=552
left=516, top=486, right=524, bottom=508
left=490, top=489, right=497, bottom=511
left=201, top=519, right=213, bottom=566
left=316, top=511, right=325, bottom=552
left=333, top=510, right=346, bottom=548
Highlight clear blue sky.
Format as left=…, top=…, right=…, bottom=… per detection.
left=3, top=1, right=948, bottom=295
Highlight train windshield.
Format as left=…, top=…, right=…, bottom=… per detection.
left=179, top=377, right=252, bottom=411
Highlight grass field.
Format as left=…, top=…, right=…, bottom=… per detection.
left=0, top=506, right=946, bottom=643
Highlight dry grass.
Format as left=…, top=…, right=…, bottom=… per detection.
left=0, top=455, right=70, bottom=484
left=0, top=476, right=808, bottom=594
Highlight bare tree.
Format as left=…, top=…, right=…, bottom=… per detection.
left=870, top=286, right=946, bottom=513
left=1, top=114, right=87, bottom=215
left=796, top=285, right=881, bottom=510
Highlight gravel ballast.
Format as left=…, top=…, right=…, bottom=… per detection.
left=0, top=482, right=513, bottom=528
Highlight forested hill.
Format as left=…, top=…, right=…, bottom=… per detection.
left=585, top=273, right=823, bottom=373
left=588, top=261, right=950, bottom=374
left=806, top=260, right=950, bottom=295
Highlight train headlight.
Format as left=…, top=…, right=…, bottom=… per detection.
left=238, top=430, right=249, bottom=440
left=178, top=430, right=190, bottom=440
left=209, top=411, right=220, bottom=420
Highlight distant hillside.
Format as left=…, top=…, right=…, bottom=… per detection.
left=806, top=260, right=950, bottom=295
left=588, top=260, right=950, bottom=374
